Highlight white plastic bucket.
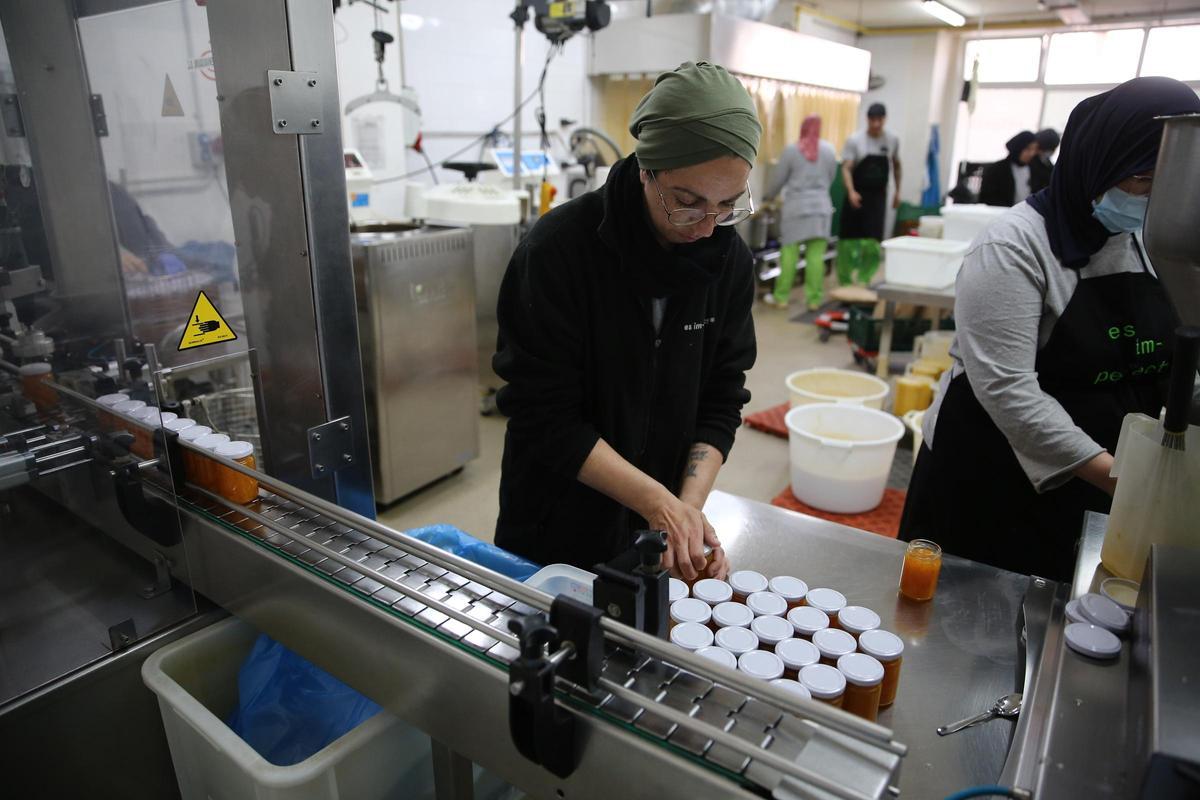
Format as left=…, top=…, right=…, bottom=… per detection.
left=785, top=404, right=905, bottom=514
left=880, top=237, right=969, bottom=289
left=939, top=203, right=1008, bottom=243
left=785, top=368, right=889, bottom=409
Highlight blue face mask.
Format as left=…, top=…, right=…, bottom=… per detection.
left=1091, top=186, right=1149, bottom=234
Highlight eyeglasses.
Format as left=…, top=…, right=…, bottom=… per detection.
left=650, top=171, right=754, bottom=227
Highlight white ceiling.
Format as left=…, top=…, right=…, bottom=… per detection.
left=802, top=0, right=1200, bottom=29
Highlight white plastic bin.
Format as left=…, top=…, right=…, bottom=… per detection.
left=917, top=215, right=944, bottom=238
left=785, top=368, right=890, bottom=409
left=142, top=617, right=431, bottom=800
left=939, top=203, right=1008, bottom=243
left=881, top=237, right=969, bottom=289
left=785, top=404, right=904, bottom=514
left=526, top=563, right=597, bottom=603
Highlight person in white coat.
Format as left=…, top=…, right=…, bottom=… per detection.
left=763, top=114, right=838, bottom=310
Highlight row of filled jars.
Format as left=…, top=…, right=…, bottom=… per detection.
left=664, top=570, right=904, bottom=722
left=95, top=393, right=259, bottom=504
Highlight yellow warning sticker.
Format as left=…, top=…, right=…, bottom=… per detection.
left=177, top=291, right=237, bottom=351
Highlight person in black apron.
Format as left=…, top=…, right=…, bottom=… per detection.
left=901, top=77, right=1200, bottom=582
left=837, top=103, right=900, bottom=286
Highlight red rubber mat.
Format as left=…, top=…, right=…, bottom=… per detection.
left=770, top=487, right=905, bottom=539
left=743, top=402, right=790, bottom=439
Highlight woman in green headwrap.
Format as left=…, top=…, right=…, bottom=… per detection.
left=493, top=62, right=761, bottom=580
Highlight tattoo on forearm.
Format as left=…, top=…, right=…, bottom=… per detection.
left=685, top=446, right=709, bottom=478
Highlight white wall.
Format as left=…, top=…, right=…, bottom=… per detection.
left=334, top=0, right=592, bottom=219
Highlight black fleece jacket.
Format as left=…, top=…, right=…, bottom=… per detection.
left=492, top=157, right=757, bottom=569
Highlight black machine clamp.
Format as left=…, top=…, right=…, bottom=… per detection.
left=507, top=595, right=603, bottom=779
left=111, top=424, right=187, bottom=547
left=592, top=529, right=670, bottom=637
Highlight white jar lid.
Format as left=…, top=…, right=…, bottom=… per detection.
left=195, top=433, right=231, bottom=451
left=806, top=588, right=847, bottom=615
left=712, top=601, right=754, bottom=629
left=139, top=410, right=178, bottom=426
left=715, top=625, right=759, bottom=655
left=768, top=575, right=808, bottom=601
left=178, top=425, right=213, bottom=442
left=216, top=440, right=255, bottom=460
left=1064, top=622, right=1121, bottom=659
left=96, top=393, right=127, bottom=407
left=857, top=629, right=904, bottom=661
left=1099, top=578, right=1139, bottom=613
left=837, top=605, right=881, bottom=635
left=694, top=645, right=737, bottom=670
left=1079, top=593, right=1129, bottom=633
left=670, top=621, right=714, bottom=651
left=131, top=406, right=160, bottom=420
left=670, top=597, right=712, bottom=626
left=770, top=678, right=812, bottom=699
left=747, top=591, right=788, bottom=618
left=113, top=399, right=146, bottom=414
left=163, top=418, right=197, bottom=433
left=668, top=578, right=689, bottom=603
left=19, top=362, right=52, bottom=376
left=775, top=637, right=820, bottom=670
left=812, top=628, right=856, bottom=659
left=837, top=653, right=884, bottom=686
left=799, top=664, right=846, bottom=699
left=1064, top=598, right=1087, bottom=625
left=738, top=650, right=785, bottom=681
left=751, top=614, right=793, bottom=645
left=787, top=606, right=830, bottom=636
left=693, top=578, right=733, bottom=605
left=729, top=570, right=768, bottom=595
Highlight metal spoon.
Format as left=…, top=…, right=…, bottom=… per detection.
left=936, top=692, right=1022, bottom=736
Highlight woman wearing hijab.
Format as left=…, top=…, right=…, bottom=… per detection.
left=493, top=62, right=761, bottom=580
left=900, top=77, right=1200, bottom=581
left=763, top=114, right=838, bottom=311
left=977, top=130, right=1039, bottom=207
left=1029, top=128, right=1060, bottom=194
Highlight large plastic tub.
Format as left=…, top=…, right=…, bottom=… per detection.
left=939, top=203, right=1008, bottom=243
left=785, top=403, right=905, bottom=514
left=881, top=237, right=970, bottom=289
left=142, top=617, right=430, bottom=800
left=785, top=368, right=889, bottom=409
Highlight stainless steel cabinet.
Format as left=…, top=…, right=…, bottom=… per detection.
left=352, top=227, right=480, bottom=505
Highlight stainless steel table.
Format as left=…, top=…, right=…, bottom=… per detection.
left=705, top=491, right=1030, bottom=799
left=874, top=283, right=957, bottom=378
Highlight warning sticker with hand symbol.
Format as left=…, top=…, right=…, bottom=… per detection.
left=178, top=290, right=237, bottom=351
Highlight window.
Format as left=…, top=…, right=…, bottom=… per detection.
left=1044, top=29, right=1145, bottom=85
left=963, top=37, right=1042, bottom=83
left=1040, top=89, right=1096, bottom=136
left=1140, top=25, right=1200, bottom=81
left=951, top=88, right=1045, bottom=166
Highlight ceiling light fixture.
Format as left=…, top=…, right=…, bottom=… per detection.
left=921, top=1, right=966, bottom=27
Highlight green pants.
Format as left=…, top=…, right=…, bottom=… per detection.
left=835, top=238, right=882, bottom=286
left=774, top=238, right=828, bottom=308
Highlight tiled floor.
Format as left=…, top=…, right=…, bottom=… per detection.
left=379, top=287, right=863, bottom=543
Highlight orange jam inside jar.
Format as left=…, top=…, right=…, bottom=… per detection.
left=899, top=539, right=942, bottom=602
left=95, top=393, right=127, bottom=431
left=799, top=664, right=845, bottom=708
left=177, top=426, right=213, bottom=485
left=837, top=653, right=884, bottom=721
left=19, top=363, right=57, bottom=412
left=858, top=629, right=905, bottom=708
left=215, top=440, right=259, bottom=504
left=192, top=433, right=231, bottom=490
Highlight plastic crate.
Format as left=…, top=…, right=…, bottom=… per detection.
left=142, top=617, right=432, bottom=800
left=847, top=307, right=933, bottom=353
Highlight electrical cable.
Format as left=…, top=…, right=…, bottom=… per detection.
left=942, top=785, right=1025, bottom=800
left=374, top=43, right=560, bottom=186
left=418, top=148, right=440, bottom=185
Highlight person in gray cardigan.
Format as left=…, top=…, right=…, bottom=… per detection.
left=763, top=114, right=838, bottom=310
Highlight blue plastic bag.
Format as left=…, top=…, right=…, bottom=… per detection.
left=406, top=524, right=541, bottom=581
left=226, top=635, right=382, bottom=766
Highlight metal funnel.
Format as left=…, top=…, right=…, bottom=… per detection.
left=1145, top=114, right=1200, bottom=327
